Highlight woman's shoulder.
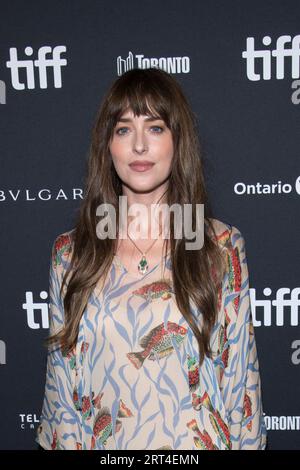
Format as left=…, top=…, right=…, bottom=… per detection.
left=51, top=228, right=75, bottom=269
left=208, top=217, right=248, bottom=290
left=207, top=217, right=233, bottom=245
left=206, top=217, right=247, bottom=258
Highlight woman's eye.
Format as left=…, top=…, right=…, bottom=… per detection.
left=115, top=127, right=128, bottom=135
left=151, top=126, right=164, bottom=133
left=115, top=125, right=164, bottom=136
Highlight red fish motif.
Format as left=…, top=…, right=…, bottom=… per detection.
left=90, top=398, right=133, bottom=449
left=191, top=393, right=202, bottom=411
left=218, top=322, right=230, bottom=374
left=127, top=321, right=187, bottom=369
left=118, top=399, right=134, bottom=418
left=72, top=386, right=81, bottom=412
left=73, top=388, right=104, bottom=421
left=216, top=229, right=231, bottom=247
left=191, top=391, right=231, bottom=449
left=79, top=341, right=89, bottom=366
left=243, top=392, right=253, bottom=431
left=51, top=429, right=61, bottom=450
left=132, top=280, right=173, bottom=302
left=81, top=396, right=92, bottom=420
left=62, top=346, right=76, bottom=370
left=53, top=234, right=72, bottom=268
left=72, top=392, right=134, bottom=449
left=187, top=355, right=199, bottom=392
left=91, top=407, right=114, bottom=449
left=187, top=419, right=219, bottom=450
left=227, top=246, right=242, bottom=313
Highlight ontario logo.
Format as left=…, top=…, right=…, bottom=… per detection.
left=234, top=176, right=300, bottom=196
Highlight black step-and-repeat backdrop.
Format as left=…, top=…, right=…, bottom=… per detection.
left=1, top=0, right=299, bottom=450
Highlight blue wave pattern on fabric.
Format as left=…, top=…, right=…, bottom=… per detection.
left=35, top=218, right=267, bottom=450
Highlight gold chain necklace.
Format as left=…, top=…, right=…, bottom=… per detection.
left=127, top=226, right=163, bottom=275
left=118, top=190, right=168, bottom=275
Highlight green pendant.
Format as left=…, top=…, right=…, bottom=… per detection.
left=138, top=255, right=148, bottom=275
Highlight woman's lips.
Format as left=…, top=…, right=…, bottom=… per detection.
left=129, top=162, right=155, bottom=172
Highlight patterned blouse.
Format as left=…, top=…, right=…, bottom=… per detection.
left=35, top=218, right=267, bottom=450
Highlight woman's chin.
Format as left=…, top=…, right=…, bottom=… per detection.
left=122, top=180, right=161, bottom=194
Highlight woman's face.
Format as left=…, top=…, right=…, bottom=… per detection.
left=109, top=108, right=174, bottom=195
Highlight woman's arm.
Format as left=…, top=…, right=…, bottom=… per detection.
left=35, top=233, right=81, bottom=450
left=220, top=225, right=268, bottom=450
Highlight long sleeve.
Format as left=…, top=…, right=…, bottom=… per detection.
left=219, top=225, right=267, bottom=450
left=35, top=233, right=81, bottom=450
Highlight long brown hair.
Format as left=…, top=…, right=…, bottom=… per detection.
left=46, top=67, right=226, bottom=367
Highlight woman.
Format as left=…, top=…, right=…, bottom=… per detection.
left=36, top=67, right=267, bottom=450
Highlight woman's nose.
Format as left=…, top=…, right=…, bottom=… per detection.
left=132, top=132, right=148, bottom=154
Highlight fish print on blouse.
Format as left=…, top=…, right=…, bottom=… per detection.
left=187, top=355, right=200, bottom=392
left=217, top=308, right=231, bottom=382
left=187, top=419, right=219, bottom=450
left=91, top=397, right=134, bottom=449
left=226, top=245, right=242, bottom=313
left=36, top=219, right=268, bottom=450
left=52, top=233, right=73, bottom=268
left=91, top=406, right=120, bottom=448
left=70, top=386, right=135, bottom=449
left=72, top=388, right=104, bottom=421
left=132, top=280, right=173, bottom=302
left=126, top=321, right=188, bottom=369
left=243, top=392, right=253, bottom=432
left=79, top=341, right=89, bottom=366
left=51, top=430, right=60, bottom=450
left=62, top=346, right=76, bottom=371
left=190, top=391, right=231, bottom=449
left=202, top=392, right=231, bottom=449
left=62, top=341, right=89, bottom=373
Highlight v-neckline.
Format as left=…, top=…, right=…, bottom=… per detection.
left=113, top=251, right=171, bottom=280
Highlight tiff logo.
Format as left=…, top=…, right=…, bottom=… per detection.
left=242, top=35, right=300, bottom=80
left=6, top=46, right=67, bottom=90
left=251, top=287, right=300, bottom=326
left=23, top=291, right=49, bottom=329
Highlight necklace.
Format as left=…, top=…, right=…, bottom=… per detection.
left=118, top=190, right=169, bottom=275
left=127, top=227, right=163, bottom=275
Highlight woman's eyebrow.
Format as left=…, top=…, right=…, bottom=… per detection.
left=118, top=116, right=162, bottom=122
